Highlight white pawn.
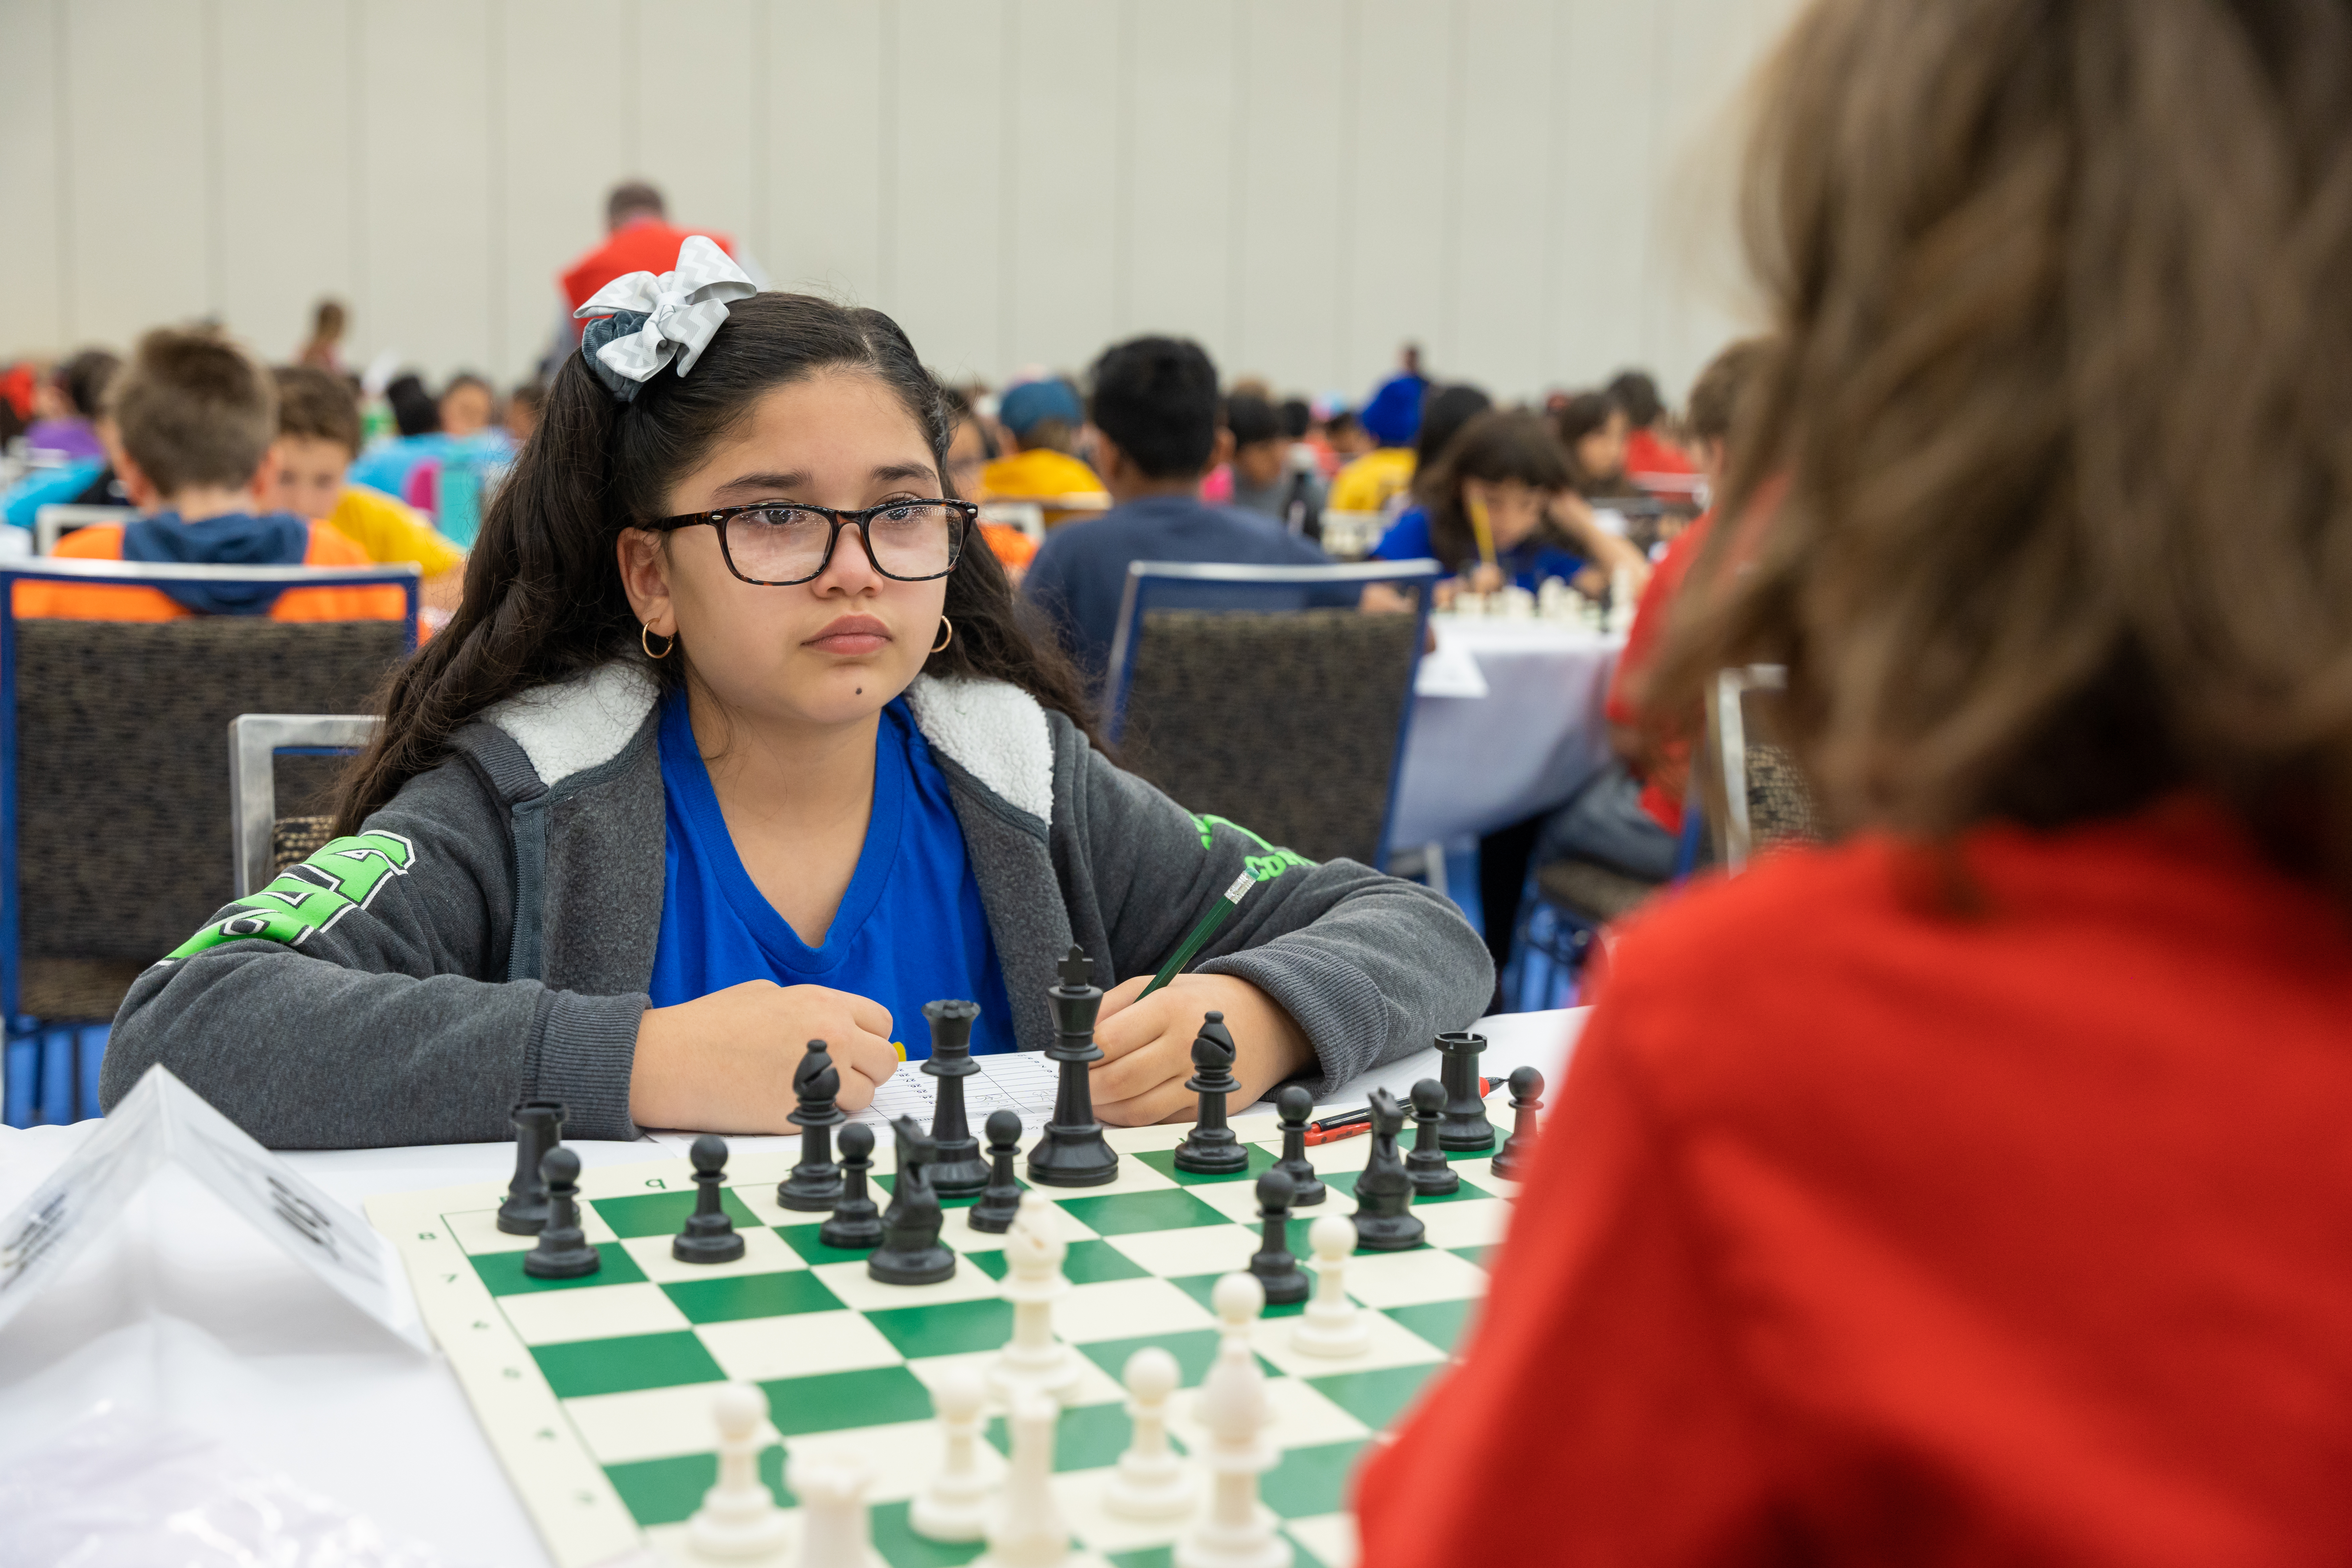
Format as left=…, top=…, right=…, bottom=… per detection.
left=976, top=1391, right=1073, bottom=1568
left=689, top=1382, right=790, bottom=1559
left=911, top=1366, right=996, bottom=1542
left=1176, top=1275, right=1289, bottom=1568
left=792, top=1454, right=873, bottom=1568
left=1103, top=1346, right=1193, bottom=1520
left=988, top=1190, right=1081, bottom=1401
left=1290, top=1215, right=1370, bottom=1359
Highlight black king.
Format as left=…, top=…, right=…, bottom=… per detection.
left=1024, top=945, right=1120, bottom=1187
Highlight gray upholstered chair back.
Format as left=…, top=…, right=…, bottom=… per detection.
left=1104, top=560, right=1442, bottom=867
left=12, top=619, right=405, bottom=1019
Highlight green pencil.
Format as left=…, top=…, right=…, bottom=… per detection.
left=1139, top=870, right=1258, bottom=997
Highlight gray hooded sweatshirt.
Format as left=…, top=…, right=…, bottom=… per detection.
left=100, top=664, right=1493, bottom=1149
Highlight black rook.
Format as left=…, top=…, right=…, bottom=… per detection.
left=1434, top=1031, right=1496, bottom=1151
left=922, top=999, right=990, bottom=1197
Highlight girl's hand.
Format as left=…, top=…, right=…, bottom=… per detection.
left=629, top=981, right=898, bottom=1131
left=1088, top=973, right=1314, bottom=1125
left=1466, top=563, right=1506, bottom=595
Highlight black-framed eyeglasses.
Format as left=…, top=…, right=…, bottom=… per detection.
left=645, top=499, right=977, bottom=586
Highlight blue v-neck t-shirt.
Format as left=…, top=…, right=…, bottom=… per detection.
left=647, top=690, right=1016, bottom=1058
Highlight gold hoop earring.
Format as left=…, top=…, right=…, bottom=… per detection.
left=642, top=623, right=675, bottom=660
left=931, top=617, right=954, bottom=654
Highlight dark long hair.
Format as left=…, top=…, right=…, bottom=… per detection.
left=336, top=292, right=1095, bottom=831
left=1412, top=409, right=1575, bottom=574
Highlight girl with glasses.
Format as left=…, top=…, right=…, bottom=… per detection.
left=101, top=286, right=1492, bottom=1147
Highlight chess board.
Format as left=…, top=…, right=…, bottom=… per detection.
left=366, top=1098, right=1517, bottom=1568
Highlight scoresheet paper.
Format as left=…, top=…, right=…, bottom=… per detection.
left=0, top=1064, right=426, bottom=1348
left=853, top=1050, right=1063, bottom=1139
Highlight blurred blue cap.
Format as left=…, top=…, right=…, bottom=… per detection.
left=999, top=379, right=1085, bottom=436
left=1359, top=374, right=1426, bottom=447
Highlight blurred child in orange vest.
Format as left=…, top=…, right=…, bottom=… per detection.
left=13, top=328, right=408, bottom=625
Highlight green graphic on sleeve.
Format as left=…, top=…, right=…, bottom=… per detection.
left=1189, top=812, right=1315, bottom=881
left=162, top=831, right=418, bottom=964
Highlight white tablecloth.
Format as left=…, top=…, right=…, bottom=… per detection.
left=0, top=1009, right=1587, bottom=1568
left=1388, top=617, right=1623, bottom=850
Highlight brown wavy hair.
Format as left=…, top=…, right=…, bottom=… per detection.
left=1412, top=409, right=1576, bottom=575
left=1655, top=0, right=2352, bottom=884
left=335, top=293, right=1096, bottom=831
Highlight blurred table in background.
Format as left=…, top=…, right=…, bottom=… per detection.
left=1390, top=615, right=1623, bottom=852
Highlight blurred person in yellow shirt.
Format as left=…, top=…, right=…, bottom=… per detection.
left=266, top=366, right=466, bottom=615
left=1328, top=362, right=1428, bottom=515
left=979, top=378, right=1107, bottom=525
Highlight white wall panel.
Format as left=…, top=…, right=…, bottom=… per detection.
left=63, top=0, right=211, bottom=344
left=1000, top=0, right=1119, bottom=381
left=1547, top=0, right=1660, bottom=392
left=0, top=0, right=1797, bottom=400
left=1340, top=0, right=1452, bottom=398
left=216, top=0, right=354, bottom=364
left=1449, top=0, right=1557, bottom=398
left=1122, top=0, right=1239, bottom=365
left=887, top=0, right=1005, bottom=383
left=1231, top=0, right=1347, bottom=391
left=498, top=0, right=629, bottom=380
left=0, top=0, right=65, bottom=350
left=764, top=0, right=886, bottom=310
left=637, top=0, right=758, bottom=271
left=357, top=0, right=491, bottom=380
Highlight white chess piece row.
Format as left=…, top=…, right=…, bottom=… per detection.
left=688, top=1197, right=1380, bottom=1566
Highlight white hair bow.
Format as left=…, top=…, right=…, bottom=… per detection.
left=573, top=234, right=757, bottom=399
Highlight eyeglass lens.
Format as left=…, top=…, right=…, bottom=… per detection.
left=723, top=503, right=962, bottom=583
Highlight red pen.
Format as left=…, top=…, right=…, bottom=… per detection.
left=1299, top=1077, right=1496, bottom=1145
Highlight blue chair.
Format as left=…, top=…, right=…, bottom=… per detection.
left=1101, top=559, right=1443, bottom=869
left=1, top=557, right=419, bottom=1125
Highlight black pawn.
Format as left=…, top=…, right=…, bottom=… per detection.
left=1026, top=947, right=1119, bottom=1187
left=1248, top=1168, right=1310, bottom=1305
left=497, top=1099, right=566, bottom=1234
left=1405, top=1078, right=1460, bottom=1198
left=673, top=1134, right=746, bottom=1264
left=923, top=999, right=990, bottom=1197
left=1349, top=1088, right=1425, bottom=1252
left=1490, top=1066, right=1546, bottom=1182
left=820, top=1122, right=885, bottom=1251
left=1270, top=1084, right=1325, bottom=1207
left=523, top=1147, right=601, bottom=1278
left=968, top=1109, right=1026, bottom=1234
left=1171, top=1012, right=1249, bottom=1175
left=779, top=1039, right=845, bottom=1211
left=1434, top=1030, right=1497, bottom=1151
left=869, top=1115, right=956, bottom=1284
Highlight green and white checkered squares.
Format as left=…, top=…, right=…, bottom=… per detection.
left=372, top=1097, right=1518, bottom=1568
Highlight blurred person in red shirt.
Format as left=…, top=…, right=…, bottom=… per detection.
left=540, top=182, right=758, bottom=376
left=1360, top=1, right=2352, bottom=1563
